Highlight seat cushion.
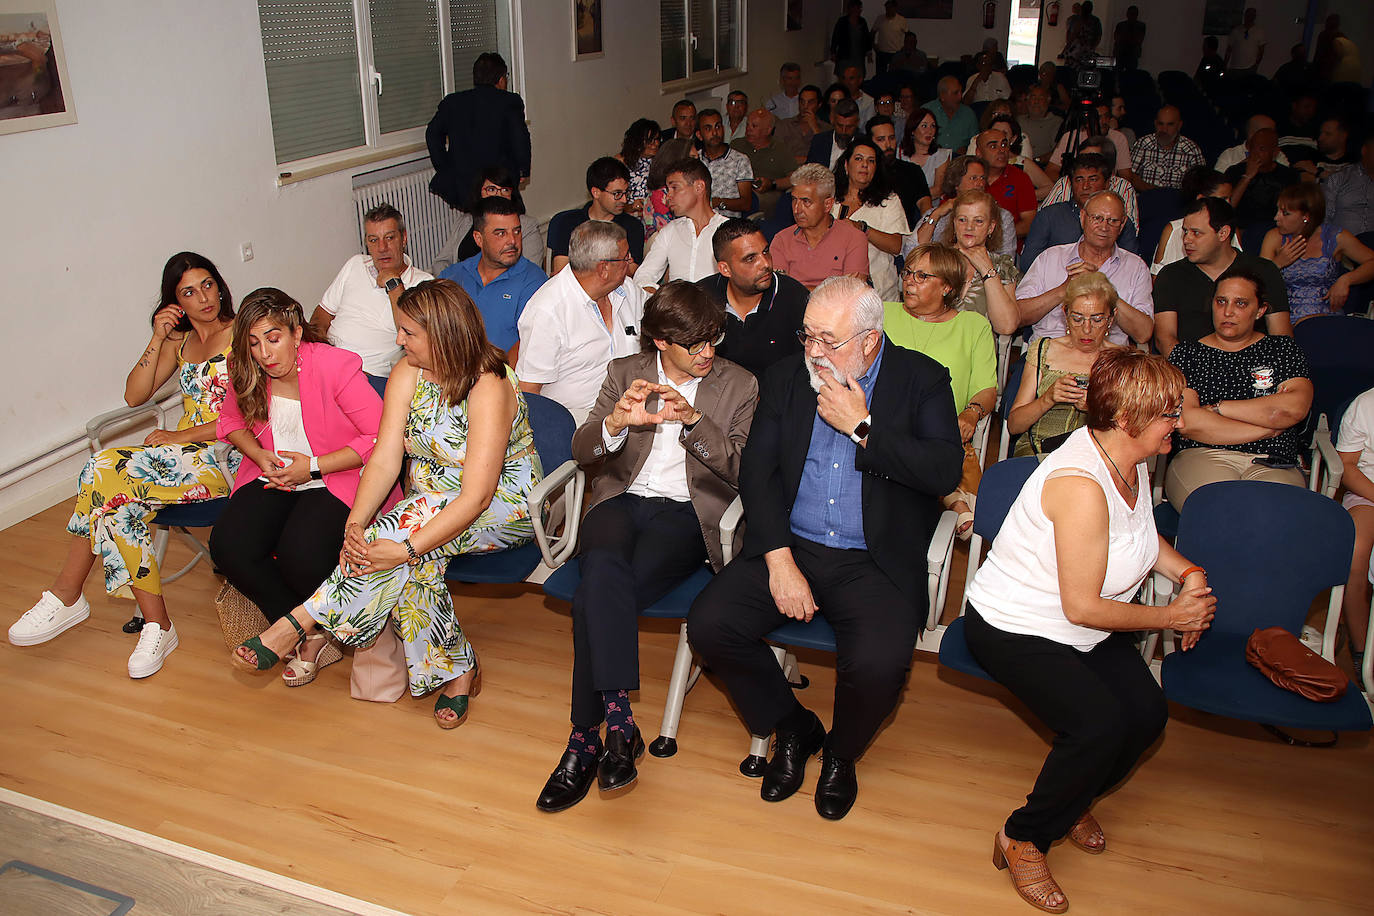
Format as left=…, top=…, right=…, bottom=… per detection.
left=766, top=614, right=837, bottom=652
left=540, top=562, right=713, bottom=620
left=937, top=615, right=995, bottom=682
left=444, top=543, right=543, bottom=584
left=1162, top=633, right=1372, bottom=732
left=153, top=498, right=229, bottom=528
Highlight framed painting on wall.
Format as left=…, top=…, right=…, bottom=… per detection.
left=895, top=0, right=954, bottom=19
left=785, top=0, right=802, bottom=32
left=573, top=0, right=603, bottom=60
left=0, top=0, right=76, bottom=136
left=1202, top=0, right=1244, bottom=36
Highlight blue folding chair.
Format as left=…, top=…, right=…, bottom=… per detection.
left=941, top=457, right=1039, bottom=682
left=1161, top=481, right=1372, bottom=744
left=532, top=438, right=746, bottom=759
left=444, top=391, right=576, bottom=585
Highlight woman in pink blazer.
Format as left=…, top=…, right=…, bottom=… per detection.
left=211, top=287, right=393, bottom=685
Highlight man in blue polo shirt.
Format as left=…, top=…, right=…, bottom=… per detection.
left=440, top=196, right=546, bottom=363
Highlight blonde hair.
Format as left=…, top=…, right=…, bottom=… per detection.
left=940, top=189, right=1004, bottom=253
left=229, top=288, right=322, bottom=428
left=1062, top=271, right=1119, bottom=314
left=396, top=280, right=507, bottom=406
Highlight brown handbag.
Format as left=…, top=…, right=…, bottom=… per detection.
left=1245, top=626, right=1348, bottom=702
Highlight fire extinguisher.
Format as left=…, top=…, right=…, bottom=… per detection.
left=983, top=0, right=996, bottom=29
left=1046, top=0, right=1060, bottom=27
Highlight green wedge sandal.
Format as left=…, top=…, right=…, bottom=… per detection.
left=232, top=613, right=306, bottom=673
left=433, top=659, right=482, bottom=729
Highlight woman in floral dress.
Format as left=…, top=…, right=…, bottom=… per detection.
left=8, top=252, right=237, bottom=679
left=233, top=279, right=542, bottom=728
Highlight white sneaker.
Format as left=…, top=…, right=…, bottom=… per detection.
left=127, top=622, right=178, bottom=679
left=9, top=591, right=91, bottom=646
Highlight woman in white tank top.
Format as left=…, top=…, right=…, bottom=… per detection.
left=964, top=349, right=1217, bottom=914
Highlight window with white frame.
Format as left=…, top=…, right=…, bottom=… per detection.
left=258, top=0, right=512, bottom=167
left=660, top=0, right=743, bottom=86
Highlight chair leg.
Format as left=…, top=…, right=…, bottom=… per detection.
left=161, top=528, right=211, bottom=584
left=740, top=733, right=771, bottom=777
left=651, top=622, right=696, bottom=758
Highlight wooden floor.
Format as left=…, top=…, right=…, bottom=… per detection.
left=1, top=501, right=1371, bottom=915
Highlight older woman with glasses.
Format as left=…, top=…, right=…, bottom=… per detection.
left=885, top=244, right=997, bottom=539
left=1008, top=272, right=1125, bottom=458
left=907, top=155, right=1016, bottom=259
left=966, top=347, right=1215, bottom=914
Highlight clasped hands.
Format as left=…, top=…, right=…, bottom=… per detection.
left=603, top=378, right=699, bottom=437
left=339, top=521, right=409, bottom=577
left=258, top=449, right=313, bottom=490
left=1170, top=571, right=1216, bottom=652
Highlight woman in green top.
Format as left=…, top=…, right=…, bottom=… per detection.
left=884, top=243, right=997, bottom=538
left=1008, top=271, right=1124, bottom=458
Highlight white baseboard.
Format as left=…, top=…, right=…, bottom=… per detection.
left=0, top=474, right=77, bottom=532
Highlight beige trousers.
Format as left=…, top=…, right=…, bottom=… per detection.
left=1164, top=447, right=1305, bottom=510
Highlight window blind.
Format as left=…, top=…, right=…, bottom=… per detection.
left=449, top=0, right=499, bottom=90
left=259, top=0, right=365, bottom=164
left=370, top=0, right=442, bottom=135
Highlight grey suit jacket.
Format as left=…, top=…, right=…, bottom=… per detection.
left=571, top=350, right=759, bottom=571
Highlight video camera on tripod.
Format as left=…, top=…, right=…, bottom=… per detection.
left=1072, top=54, right=1116, bottom=103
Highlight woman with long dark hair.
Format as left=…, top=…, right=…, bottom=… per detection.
left=210, top=288, right=395, bottom=686
left=617, top=118, right=661, bottom=220
left=9, top=252, right=238, bottom=679
left=899, top=108, right=951, bottom=194
left=231, top=280, right=543, bottom=728
left=832, top=134, right=910, bottom=299
left=431, top=166, right=546, bottom=274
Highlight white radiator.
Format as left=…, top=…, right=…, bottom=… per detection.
left=352, top=162, right=458, bottom=274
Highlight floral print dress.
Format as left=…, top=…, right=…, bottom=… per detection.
left=68, top=343, right=237, bottom=598
left=304, top=370, right=542, bottom=696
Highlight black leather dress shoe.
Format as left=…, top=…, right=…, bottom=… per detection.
left=598, top=727, right=645, bottom=792
left=536, top=750, right=598, bottom=813
left=814, top=751, right=858, bottom=820
left=760, top=711, right=826, bottom=803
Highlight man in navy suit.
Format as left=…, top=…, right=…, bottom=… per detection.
left=806, top=99, right=862, bottom=169
left=426, top=52, right=532, bottom=210
left=688, top=276, right=963, bottom=820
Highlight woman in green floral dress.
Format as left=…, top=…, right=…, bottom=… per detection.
left=232, top=280, right=542, bottom=727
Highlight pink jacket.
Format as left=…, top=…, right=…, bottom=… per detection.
left=218, top=342, right=393, bottom=509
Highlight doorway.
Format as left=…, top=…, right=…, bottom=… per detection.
left=1006, top=0, right=1043, bottom=68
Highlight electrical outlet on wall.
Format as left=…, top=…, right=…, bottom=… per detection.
left=240, top=242, right=254, bottom=262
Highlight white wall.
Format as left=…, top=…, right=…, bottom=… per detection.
left=900, top=2, right=1013, bottom=68
left=0, top=0, right=834, bottom=527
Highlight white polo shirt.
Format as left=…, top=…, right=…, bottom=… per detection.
left=632, top=212, right=728, bottom=289
left=516, top=265, right=647, bottom=421
left=318, top=253, right=433, bottom=377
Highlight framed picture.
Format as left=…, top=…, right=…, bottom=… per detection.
left=1201, top=0, right=1244, bottom=36
left=895, top=0, right=954, bottom=19
left=572, top=0, right=603, bottom=61
left=785, top=0, right=802, bottom=31
left=0, top=0, right=75, bottom=135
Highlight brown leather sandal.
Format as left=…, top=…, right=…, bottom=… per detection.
left=993, top=832, right=1068, bottom=914
left=1067, top=810, right=1106, bottom=854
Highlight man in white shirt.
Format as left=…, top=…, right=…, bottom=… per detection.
left=1225, top=7, right=1266, bottom=74
left=766, top=62, right=802, bottom=119
left=1016, top=191, right=1154, bottom=345
left=840, top=64, right=876, bottom=125
left=724, top=90, right=750, bottom=144
left=871, top=1, right=908, bottom=75
left=634, top=158, right=728, bottom=291
left=310, top=203, right=434, bottom=395
left=534, top=281, right=757, bottom=814
left=1214, top=114, right=1289, bottom=173
left=963, top=51, right=1011, bottom=105
left=516, top=221, right=647, bottom=423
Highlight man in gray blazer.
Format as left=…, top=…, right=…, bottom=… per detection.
left=536, top=281, right=758, bottom=814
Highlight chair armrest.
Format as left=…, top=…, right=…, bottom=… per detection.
left=86, top=379, right=182, bottom=450
left=720, top=496, right=744, bottom=565
left=926, top=509, right=958, bottom=629
left=527, top=459, right=585, bottom=568
left=1312, top=426, right=1344, bottom=499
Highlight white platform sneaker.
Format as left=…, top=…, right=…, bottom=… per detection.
left=9, top=591, right=91, bottom=646
left=127, top=622, right=179, bottom=679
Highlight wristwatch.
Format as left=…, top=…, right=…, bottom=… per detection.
left=849, top=414, right=872, bottom=445
left=309, top=456, right=322, bottom=480
left=981, top=269, right=998, bottom=281
left=851, top=218, right=869, bottom=234
left=384, top=277, right=404, bottom=293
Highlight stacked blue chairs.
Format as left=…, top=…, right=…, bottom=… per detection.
left=1160, top=480, right=1372, bottom=744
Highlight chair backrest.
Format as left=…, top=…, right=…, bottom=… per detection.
left=1294, top=315, right=1374, bottom=423
left=1175, top=480, right=1353, bottom=639
left=972, top=456, right=1038, bottom=542
left=522, top=391, right=575, bottom=471
left=1000, top=356, right=1026, bottom=420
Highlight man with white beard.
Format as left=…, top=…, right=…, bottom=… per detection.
left=688, top=275, right=963, bottom=821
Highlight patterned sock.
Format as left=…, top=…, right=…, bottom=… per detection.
left=567, top=726, right=601, bottom=765
left=601, top=689, right=636, bottom=737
